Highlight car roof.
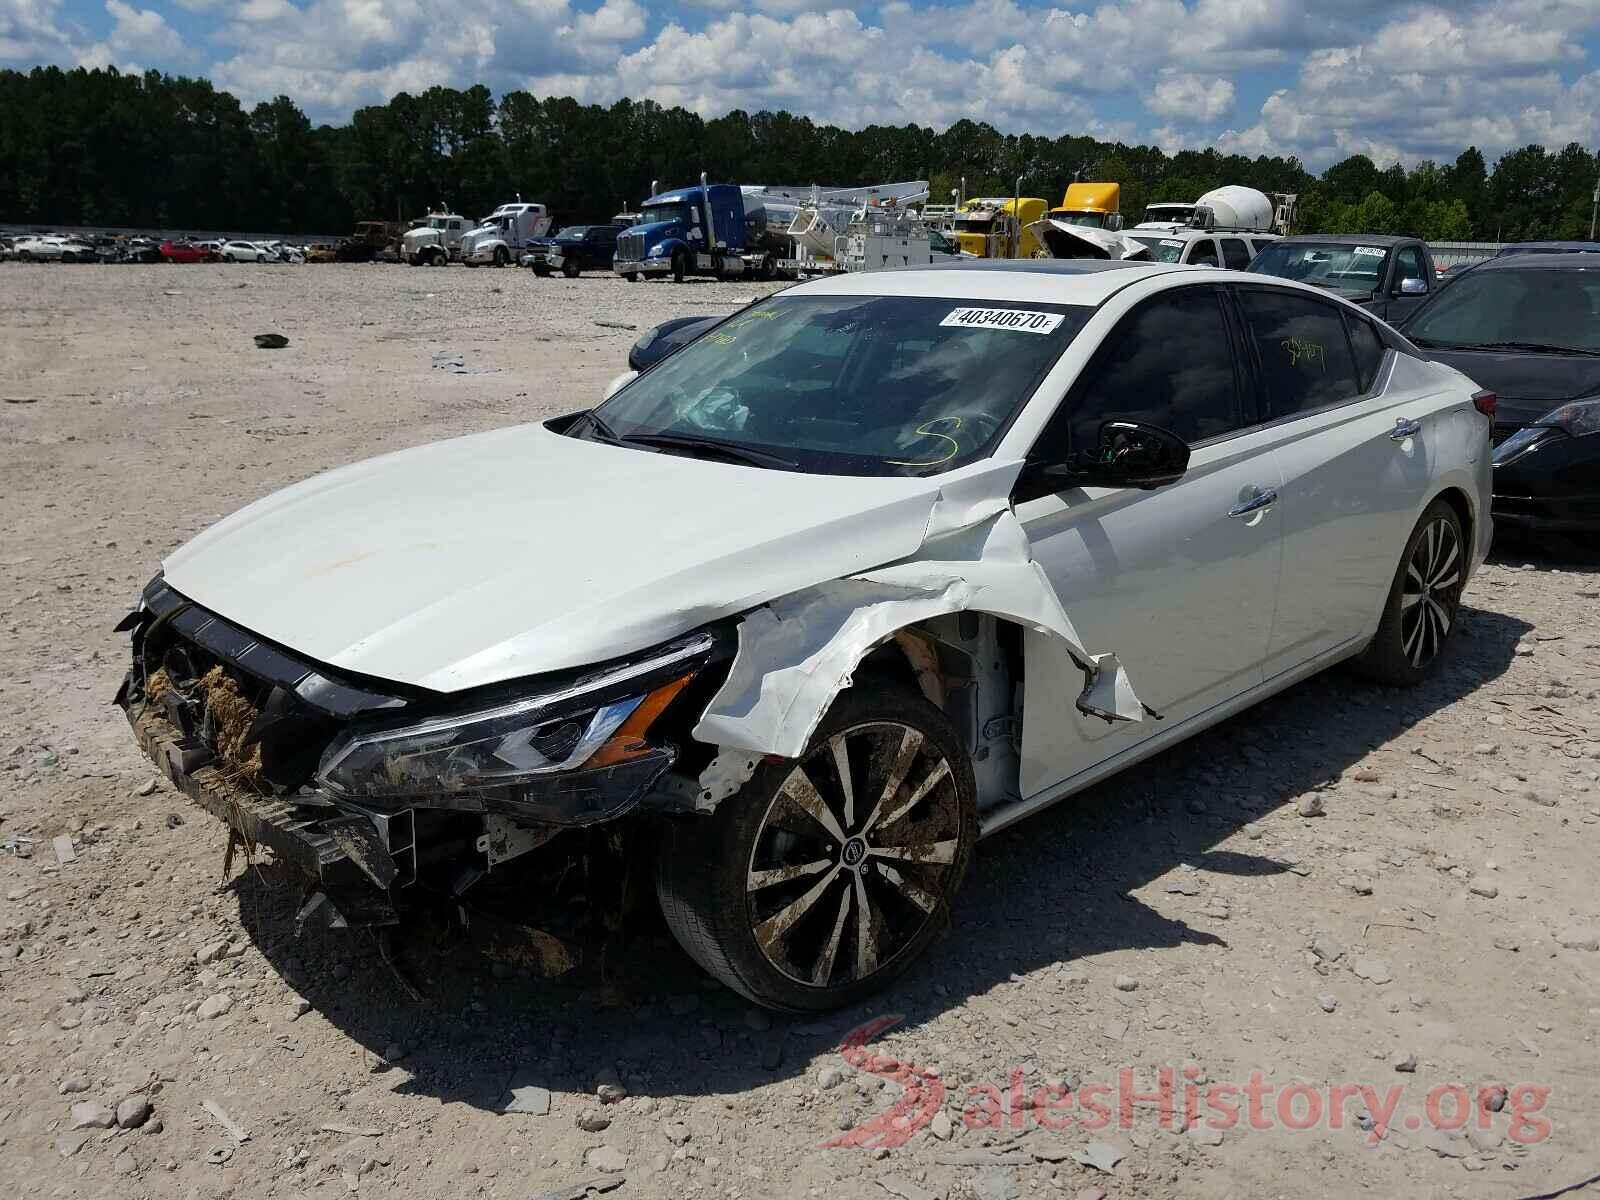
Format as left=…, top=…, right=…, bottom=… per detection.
left=1129, top=228, right=1273, bottom=241
left=788, top=259, right=1218, bottom=304
left=1276, top=234, right=1412, bottom=246
left=1495, top=241, right=1600, bottom=254
left=1474, top=252, right=1600, bottom=272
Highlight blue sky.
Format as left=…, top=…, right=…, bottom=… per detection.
left=5, top=0, right=1600, bottom=169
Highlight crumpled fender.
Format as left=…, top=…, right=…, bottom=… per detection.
left=692, top=504, right=1151, bottom=760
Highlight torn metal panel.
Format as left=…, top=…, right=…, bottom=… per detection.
left=1027, top=220, right=1152, bottom=262
left=693, top=510, right=1151, bottom=761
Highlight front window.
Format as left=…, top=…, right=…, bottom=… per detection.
left=1130, top=235, right=1185, bottom=264
left=1403, top=269, right=1600, bottom=353
left=954, top=215, right=994, bottom=233
left=928, top=229, right=955, bottom=254
left=1051, top=211, right=1107, bottom=229
left=557, top=227, right=588, bottom=242
left=429, top=217, right=447, bottom=230
left=581, top=295, right=1092, bottom=476
left=640, top=201, right=692, bottom=226
left=1249, top=241, right=1388, bottom=289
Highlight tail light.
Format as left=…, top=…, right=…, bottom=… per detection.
left=1471, top=390, right=1496, bottom=418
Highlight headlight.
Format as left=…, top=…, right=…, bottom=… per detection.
left=1539, top=397, right=1600, bottom=437
left=316, top=632, right=713, bottom=799
left=1493, top=397, right=1600, bottom=466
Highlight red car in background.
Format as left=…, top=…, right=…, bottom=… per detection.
left=159, top=241, right=217, bottom=264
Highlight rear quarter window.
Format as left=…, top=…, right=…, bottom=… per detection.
left=1237, top=288, right=1364, bottom=418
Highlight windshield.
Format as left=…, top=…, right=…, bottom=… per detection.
left=640, top=201, right=692, bottom=226
left=1130, top=235, right=1186, bottom=264
left=928, top=229, right=954, bottom=254
left=557, top=227, right=589, bottom=241
left=584, top=295, right=1091, bottom=476
left=954, top=215, right=995, bottom=233
left=1249, top=241, right=1388, bottom=290
left=428, top=217, right=448, bottom=229
left=1404, top=269, right=1600, bottom=352
left=1051, top=211, right=1107, bottom=228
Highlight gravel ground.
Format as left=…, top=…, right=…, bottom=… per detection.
left=2, top=261, right=1598, bottom=1200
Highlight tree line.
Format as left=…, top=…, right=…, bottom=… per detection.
left=2, top=64, right=1597, bottom=242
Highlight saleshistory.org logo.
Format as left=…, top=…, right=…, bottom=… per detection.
left=820, top=1015, right=1554, bottom=1150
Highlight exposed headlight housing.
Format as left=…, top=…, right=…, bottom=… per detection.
left=1493, top=397, right=1600, bottom=466
left=315, top=632, right=715, bottom=808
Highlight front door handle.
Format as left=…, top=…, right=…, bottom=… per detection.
left=1228, top=487, right=1279, bottom=518
left=1389, top=417, right=1423, bottom=441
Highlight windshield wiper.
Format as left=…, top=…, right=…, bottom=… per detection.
left=1471, top=341, right=1600, bottom=358
left=610, top=430, right=800, bottom=469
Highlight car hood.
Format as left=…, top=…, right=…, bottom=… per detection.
left=1416, top=347, right=1600, bottom=426
left=161, top=422, right=950, bottom=693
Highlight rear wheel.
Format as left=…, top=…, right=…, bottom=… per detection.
left=656, top=685, right=976, bottom=1011
left=1354, top=499, right=1466, bottom=685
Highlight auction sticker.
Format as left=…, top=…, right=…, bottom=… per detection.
left=941, top=307, right=1064, bottom=334
left=1353, top=246, right=1385, bottom=257
left=1162, top=239, right=1184, bottom=248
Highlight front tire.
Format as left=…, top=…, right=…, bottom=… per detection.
left=671, top=250, right=687, bottom=283
left=1354, top=498, right=1466, bottom=685
left=656, top=685, right=976, bottom=1011
left=622, top=272, right=638, bottom=282
left=562, top=261, right=580, bottom=278
left=494, top=246, right=509, bottom=268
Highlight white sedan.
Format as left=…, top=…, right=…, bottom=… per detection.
left=220, top=240, right=271, bottom=263
left=115, top=260, right=1493, bottom=1010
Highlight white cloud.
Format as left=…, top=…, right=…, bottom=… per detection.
left=5, top=0, right=1596, bottom=172
left=1147, top=71, right=1235, bottom=123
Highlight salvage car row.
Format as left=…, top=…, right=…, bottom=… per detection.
left=0, top=233, right=307, bottom=263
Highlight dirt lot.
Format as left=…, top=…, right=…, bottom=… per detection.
left=2, top=261, right=1598, bottom=1200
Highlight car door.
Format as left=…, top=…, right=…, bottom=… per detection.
left=1229, top=285, right=1437, bottom=675
left=1383, top=245, right=1432, bottom=325
left=1011, top=283, right=1283, bottom=797
left=1186, top=238, right=1220, bottom=267
left=1220, top=237, right=1252, bottom=271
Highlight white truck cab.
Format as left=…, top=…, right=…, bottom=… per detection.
left=462, top=202, right=552, bottom=267
left=403, top=212, right=473, bottom=266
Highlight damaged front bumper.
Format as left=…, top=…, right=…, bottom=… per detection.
left=114, top=577, right=715, bottom=932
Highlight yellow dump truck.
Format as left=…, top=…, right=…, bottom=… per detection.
left=1049, top=182, right=1124, bottom=231
left=952, top=196, right=1048, bottom=258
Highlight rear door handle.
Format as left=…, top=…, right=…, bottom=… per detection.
left=1228, top=487, right=1279, bottom=517
left=1389, top=417, right=1423, bottom=441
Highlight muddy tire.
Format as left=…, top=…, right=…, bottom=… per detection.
left=562, top=260, right=580, bottom=278
left=671, top=251, right=687, bottom=283
left=656, top=684, right=976, bottom=1011
left=1353, top=498, right=1466, bottom=686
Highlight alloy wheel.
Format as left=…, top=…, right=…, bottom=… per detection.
left=1400, top=516, right=1463, bottom=667
left=745, top=721, right=963, bottom=989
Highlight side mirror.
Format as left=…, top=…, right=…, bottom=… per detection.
left=602, top=370, right=637, bottom=400
left=1044, top=420, right=1191, bottom=490
left=1397, top=276, right=1427, bottom=296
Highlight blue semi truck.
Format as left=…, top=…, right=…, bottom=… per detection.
left=613, top=173, right=787, bottom=283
